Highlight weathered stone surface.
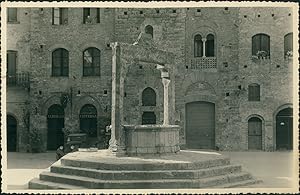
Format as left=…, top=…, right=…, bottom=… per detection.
left=7, top=7, right=294, bottom=152
left=29, top=150, right=261, bottom=189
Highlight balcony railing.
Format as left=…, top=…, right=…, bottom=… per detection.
left=190, top=57, right=217, bottom=69
left=7, top=72, right=30, bottom=88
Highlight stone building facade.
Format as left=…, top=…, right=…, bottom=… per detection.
left=6, top=7, right=294, bottom=152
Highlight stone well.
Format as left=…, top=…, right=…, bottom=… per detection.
left=124, top=125, right=180, bottom=156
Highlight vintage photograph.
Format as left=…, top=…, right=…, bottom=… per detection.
left=1, top=1, right=299, bottom=194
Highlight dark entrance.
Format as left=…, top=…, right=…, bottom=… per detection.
left=47, top=104, right=65, bottom=150
left=80, top=104, right=97, bottom=137
left=185, top=101, right=215, bottom=149
left=142, top=112, right=156, bottom=125
left=248, top=117, right=262, bottom=150
left=276, top=107, right=293, bottom=150
left=7, top=115, right=17, bottom=152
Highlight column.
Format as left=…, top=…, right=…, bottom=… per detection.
left=109, top=42, right=118, bottom=152
left=202, top=38, right=207, bottom=57
left=162, top=77, right=170, bottom=126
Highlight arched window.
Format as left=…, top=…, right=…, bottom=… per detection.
left=248, top=83, right=260, bottom=101
left=248, top=117, right=262, bottom=150
left=80, top=104, right=97, bottom=137
left=205, top=34, right=215, bottom=57
left=142, top=87, right=156, bottom=106
left=194, top=34, right=203, bottom=57
left=252, top=34, right=270, bottom=58
left=52, top=48, right=69, bottom=76
left=145, top=25, right=153, bottom=38
left=83, top=47, right=100, bottom=76
left=284, top=33, right=293, bottom=58
left=142, top=112, right=156, bottom=125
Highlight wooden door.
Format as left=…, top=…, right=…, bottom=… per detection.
left=185, top=101, right=215, bottom=149
left=248, top=117, right=262, bottom=150
left=47, top=104, right=65, bottom=150
left=7, top=115, right=17, bottom=152
left=276, top=108, right=293, bottom=150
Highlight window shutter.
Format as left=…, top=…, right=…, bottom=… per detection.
left=60, top=8, right=68, bottom=24
left=260, top=34, right=270, bottom=56
left=248, top=84, right=260, bottom=101
left=252, top=35, right=260, bottom=55
left=7, top=51, right=17, bottom=76
left=96, top=8, right=100, bottom=23
left=53, top=8, right=60, bottom=25
left=8, top=8, right=17, bottom=22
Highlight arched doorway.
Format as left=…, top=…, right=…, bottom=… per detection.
left=248, top=117, right=262, bottom=150
left=185, top=101, right=215, bottom=149
left=7, top=115, right=17, bottom=152
left=47, top=104, right=65, bottom=150
left=80, top=104, right=97, bottom=137
left=276, top=107, right=293, bottom=150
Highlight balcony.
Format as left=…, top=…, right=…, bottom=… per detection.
left=7, top=72, right=30, bottom=88
left=190, top=57, right=217, bottom=69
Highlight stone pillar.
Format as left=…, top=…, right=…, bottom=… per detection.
left=202, top=38, right=207, bottom=57
left=162, top=76, right=170, bottom=126
left=109, top=42, right=119, bottom=152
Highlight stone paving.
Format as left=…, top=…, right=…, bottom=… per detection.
left=4, top=150, right=298, bottom=191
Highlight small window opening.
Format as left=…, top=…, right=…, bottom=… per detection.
left=173, top=9, right=176, bottom=13
left=39, top=90, right=42, bottom=95
left=224, top=7, right=229, bottom=11
left=104, top=90, right=108, bottom=94
left=124, top=11, right=127, bottom=15
left=140, top=11, right=143, bottom=14
left=226, top=92, right=230, bottom=97
left=139, top=65, right=143, bottom=69
left=271, top=14, right=275, bottom=17
left=244, top=65, right=247, bottom=68
left=156, top=10, right=160, bottom=14
left=238, top=85, right=242, bottom=90
left=244, top=15, right=247, bottom=18
left=197, top=9, right=201, bottom=12
left=78, top=90, right=81, bottom=95
left=258, top=14, right=260, bottom=17
left=186, top=66, right=189, bottom=69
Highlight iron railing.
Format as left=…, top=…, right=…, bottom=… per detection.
left=190, top=57, right=217, bottom=69
left=7, top=72, right=30, bottom=88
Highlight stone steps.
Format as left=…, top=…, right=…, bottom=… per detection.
left=36, top=171, right=253, bottom=189
left=50, top=164, right=242, bottom=180
left=28, top=150, right=261, bottom=189
left=28, top=178, right=85, bottom=189
left=61, top=157, right=230, bottom=171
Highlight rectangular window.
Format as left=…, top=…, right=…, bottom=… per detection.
left=7, top=51, right=17, bottom=85
left=8, top=8, right=17, bottom=22
left=83, top=8, right=91, bottom=24
left=96, top=8, right=100, bottom=23
left=83, top=8, right=100, bottom=24
left=52, top=8, right=68, bottom=25
left=248, top=85, right=260, bottom=101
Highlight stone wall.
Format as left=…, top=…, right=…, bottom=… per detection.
left=6, top=7, right=295, bottom=152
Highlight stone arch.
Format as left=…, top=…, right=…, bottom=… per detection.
left=273, top=103, right=293, bottom=150
left=73, top=95, right=103, bottom=117
left=181, top=72, right=218, bottom=96
left=41, top=95, right=61, bottom=116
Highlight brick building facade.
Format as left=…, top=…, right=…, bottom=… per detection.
left=6, top=7, right=294, bottom=152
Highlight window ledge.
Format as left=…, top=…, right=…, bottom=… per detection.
left=7, top=21, right=20, bottom=24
